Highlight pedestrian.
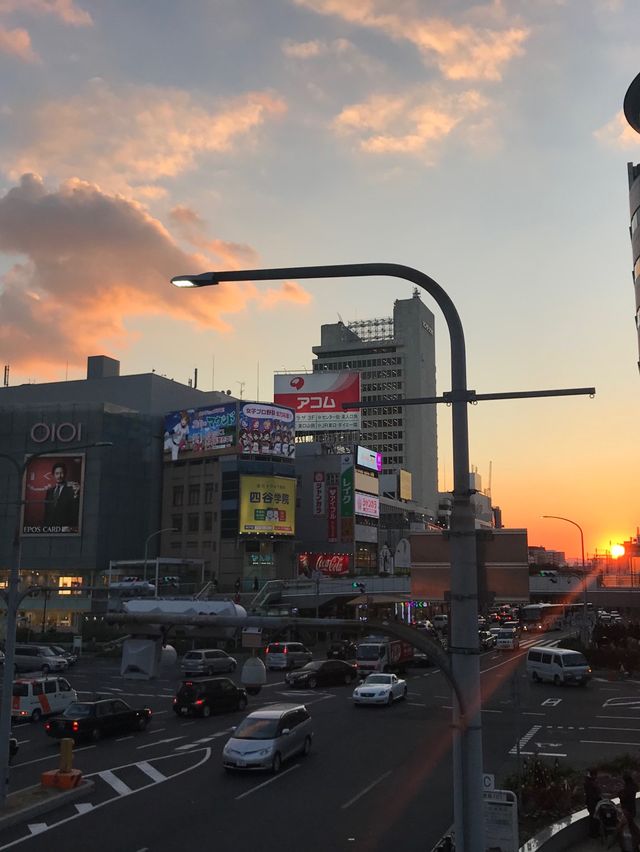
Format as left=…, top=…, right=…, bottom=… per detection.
left=234, top=578, right=241, bottom=594
left=253, top=576, right=259, bottom=592
left=585, top=768, right=602, bottom=838
left=621, top=773, right=639, bottom=824
left=212, top=576, right=219, bottom=593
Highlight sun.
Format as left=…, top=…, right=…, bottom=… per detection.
left=610, top=544, right=625, bottom=559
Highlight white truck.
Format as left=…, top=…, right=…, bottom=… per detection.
left=356, top=635, right=414, bottom=675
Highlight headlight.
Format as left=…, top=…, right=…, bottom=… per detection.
left=255, top=748, right=271, bottom=758
left=377, top=691, right=387, bottom=697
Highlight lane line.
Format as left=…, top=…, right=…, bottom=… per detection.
left=234, top=764, right=300, bottom=800
left=99, top=769, right=132, bottom=796
left=581, top=739, right=640, bottom=746
left=341, top=770, right=393, bottom=810
left=136, top=761, right=166, bottom=783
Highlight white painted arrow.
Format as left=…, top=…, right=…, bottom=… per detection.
left=27, top=824, right=48, bottom=835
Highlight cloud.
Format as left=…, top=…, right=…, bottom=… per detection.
left=0, top=0, right=92, bottom=26
left=594, top=111, right=640, bottom=150
left=282, top=37, right=352, bottom=58
left=0, top=25, right=38, bottom=61
left=291, top=0, right=529, bottom=81
left=333, top=87, right=490, bottom=158
left=0, top=175, right=310, bottom=375
left=169, top=205, right=260, bottom=269
left=2, top=80, right=287, bottom=197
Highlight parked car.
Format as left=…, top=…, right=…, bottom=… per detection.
left=180, top=649, right=237, bottom=676
left=285, top=660, right=357, bottom=689
left=13, top=645, right=68, bottom=674
left=409, top=651, right=434, bottom=668
left=265, top=642, right=312, bottom=671
left=12, top=676, right=77, bottom=723
left=352, top=673, right=408, bottom=706
left=46, top=645, right=78, bottom=667
left=479, top=630, right=498, bottom=651
left=173, top=678, right=248, bottom=717
left=326, top=640, right=357, bottom=661
left=222, top=703, right=313, bottom=773
left=44, top=699, right=152, bottom=741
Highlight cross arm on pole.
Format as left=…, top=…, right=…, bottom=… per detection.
left=343, top=386, right=596, bottom=409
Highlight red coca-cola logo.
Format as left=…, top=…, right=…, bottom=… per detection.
left=297, top=553, right=350, bottom=575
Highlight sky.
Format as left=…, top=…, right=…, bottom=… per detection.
left=0, top=0, right=638, bottom=561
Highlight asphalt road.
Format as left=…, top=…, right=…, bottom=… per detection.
left=1, top=633, right=639, bottom=852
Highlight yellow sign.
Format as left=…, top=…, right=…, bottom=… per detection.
left=239, top=475, right=296, bottom=536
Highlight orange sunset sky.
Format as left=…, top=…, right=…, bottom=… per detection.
left=0, top=0, right=638, bottom=560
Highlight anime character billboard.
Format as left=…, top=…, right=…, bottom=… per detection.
left=163, top=403, right=237, bottom=461
left=237, top=402, right=295, bottom=459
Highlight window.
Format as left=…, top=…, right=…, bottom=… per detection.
left=204, top=512, right=213, bottom=531
left=204, top=483, right=214, bottom=504
left=32, top=682, right=43, bottom=696
left=188, top=485, right=200, bottom=506
left=172, top=486, right=184, bottom=507
left=59, top=680, right=71, bottom=692
left=187, top=513, right=199, bottom=533
left=171, top=515, right=183, bottom=533
left=44, top=681, right=57, bottom=694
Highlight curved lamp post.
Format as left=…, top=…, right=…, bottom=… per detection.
left=541, top=514, right=589, bottom=642
left=0, top=441, right=112, bottom=809
left=171, top=262, right=483, bottom=852
left=143, top=527, right=177, bottom=589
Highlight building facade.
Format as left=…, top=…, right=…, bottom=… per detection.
left=311, top=290, right=438, bottom=516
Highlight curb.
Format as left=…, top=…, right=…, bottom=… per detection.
left=0, top=780, right=95, bottom=832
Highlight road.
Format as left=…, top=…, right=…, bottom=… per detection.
left=1, top=632, right=639, bottom=851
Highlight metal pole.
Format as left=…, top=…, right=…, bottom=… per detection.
left=143, top=539, right=149, bottom=583
left=542, top=515, right=587, bottom=642
left=171, top=262, right=484, bottom=852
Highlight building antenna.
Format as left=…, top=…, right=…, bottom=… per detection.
left=257, top=361, right=260, bottom=401
left=487, top=460, right=492, bottom=500
left=237, top=381, right=245, bottom=399
left=211, top=355, right=215, bottom=391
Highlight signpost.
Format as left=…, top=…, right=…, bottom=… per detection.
left=483, top=789, right=518, bottom=852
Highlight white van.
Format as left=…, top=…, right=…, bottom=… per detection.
left=526, top=647, right=591, bottom=686
left=12, top=676, right=78, bottom=722
left=496, top=628, right=520, bottom=650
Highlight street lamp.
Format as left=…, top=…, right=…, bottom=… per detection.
left=143, top=528, right=177, bottom=587
left=172, top=263, right=484, bottom=852
left=542, top=515, right=589, bottom=643
left=0, top=441, right=112, bottom=810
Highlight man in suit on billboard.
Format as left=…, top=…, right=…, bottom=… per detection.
left=43, top=461, right=80, bottom=529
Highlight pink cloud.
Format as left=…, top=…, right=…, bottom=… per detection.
left=594, top=111, right=640, bottom=150
left=0, top=175, right=310, bottom=375
left=0, top=0, right=92, bottom=26
left=292, top=0, right=529, bottom=81
left=0, top=25, right=38, bottom=61
left=3, top=81, right=287, bottom=197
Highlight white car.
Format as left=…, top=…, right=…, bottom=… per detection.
left=352, top=673, right=407, bottom=706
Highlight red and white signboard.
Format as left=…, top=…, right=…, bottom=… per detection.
left=274, top=372, right=361, bottom=432
left=327, top=486, right=338, bottom=542
left=312, top=471, right=326, bottom=516
left=298, top=552, right=350, bottom=576
left=355, top=491, right=380, bottom=518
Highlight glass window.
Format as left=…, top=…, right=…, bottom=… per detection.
left=188, top=485, right=200, bottom=506
left=204, top=512, right=213, bottom=531
left=172, top=486, right=184, bottom=507
left=32, top=682, right=43, bottom=696
left=44, top=681, right=57, bottom=694
left=187, top=514, right=199, bottom=532
left=172, top=515, right=183, bottom=533
left=204, top=483, right=214, bottom=504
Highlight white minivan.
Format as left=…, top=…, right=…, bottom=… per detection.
left=496, top=628, right=520, bottom=650
left=526, top=647, right=591, bottom=686
left=12, top=676, right=78, bottom=722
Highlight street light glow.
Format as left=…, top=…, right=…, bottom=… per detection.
left=170, top=272, right=220, bottom=288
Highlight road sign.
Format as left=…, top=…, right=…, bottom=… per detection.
left=482, top=773, right=495, bottom=791
left=483, top=788, right=518, bottom=852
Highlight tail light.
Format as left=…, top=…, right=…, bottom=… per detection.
left=284, top=647, right=288, bottom=654
left=72, top=721, right=79, bottom=732
left=172, top=698, right=177, bottom=704
left=44, top=722, right=50, bottom=731
left=194, top=699, right=204, bottom=706
left=265, top=647, right=270, bottom=654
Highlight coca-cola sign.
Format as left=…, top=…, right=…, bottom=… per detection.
left=297, top=552, right=350, bottom=577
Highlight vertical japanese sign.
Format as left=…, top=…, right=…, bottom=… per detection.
left=312, top=472, right=326, bottom=517
left=327, top=486, right=338, bottom=542
left=340, top=454, right=354, bottom=544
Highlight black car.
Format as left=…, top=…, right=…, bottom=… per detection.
left=44, top=699, right=151, bottom=741
left=286, top=659, right=357, bottom=689
left=326, top=641, right=357, bottom=661
left=479, top=630, right=498, bottom=651
left=173, top=677, right=248, bottom=718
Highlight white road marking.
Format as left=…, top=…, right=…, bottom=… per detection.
left=542, top=699, right=562, bottom=707
left=136, top=761, right=166, bottom=783
left=509, top=725, right=541, bottom=755
left=482, top=709, right=502, bottom=714
left=115, top=736, right=134, bottom=742
left=581, top=739, right=640, bottom=746
left=597, top=715, right=640, bottom=721
left=146, top=728, right=166, bottom=736
left=234, top=764, right=300, bottom=800
left=26, top=825, right=47, bottom=836
left=538, top=752, right=567, bottom=758
left=99, top=769, right=132, bottom=796
left=523, top=712, right=547, bottom=717
left=136, top=737, right=184, bottom=750
left=407, top=702, right=427, bottom=707
left=341, top=770, right=392, bottom=810
left=590, top=726, right=640, bottom=732
left=74, top=803, right=93, bottom=815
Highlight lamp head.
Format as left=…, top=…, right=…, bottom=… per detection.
left=171, top=272, right=219, bottom=288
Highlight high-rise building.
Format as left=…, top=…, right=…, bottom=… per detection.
left=312, top=290, right=438, bottom=515
left=627, top=162, right=640, bottom=373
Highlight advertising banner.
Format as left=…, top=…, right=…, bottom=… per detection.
left=297, top=553, right=350, bottom=577
left=356, top=445, right=383, bottom=473
left=239, top=475, right=296, bottom=535
left=22, top=454, right=85, bottom=536
left=340, top=454, right=354, bottom=518
left=238, top=402, right=295, bottom=459
left=327, top=486, right=338, bottom=542
left=399, top=469, right=413, bottom=501
left=164, top=403, right=237, bottom=461
left=273, top=372, right=361, bottom=432
left=355, top=492, right=380, bottom=518
left=312, top=472, right=326, bottom=516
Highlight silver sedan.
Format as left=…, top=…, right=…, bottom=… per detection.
left=352, top=673, right=408, bottom=706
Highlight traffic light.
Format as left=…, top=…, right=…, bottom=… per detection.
left=351, top=582, right=366, bottom=593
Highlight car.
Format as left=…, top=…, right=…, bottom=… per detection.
left=496, top=628, right=520, bottom=651
left=326, top=640, right=357, bottom=661
left=413, top=621, right=437, bottom=636
left=180, top=649, right=237, bottom=676
left=264, top=642, right=312, bottom=670
left=46, top=645, right=78, bottom=667
left=501, top=620, right=521, bottom=635
left=285, top=660, right=357, bottom=689
left=12, top=676, right=77, bottom=722
left=173, top=677, right=248, bottom=717
left=479, top=630, right=497, bottom=650
left=13, top=644, right=68, bottom=674
left=409, top=651, right=434, bottom=668
left=352, top=673, right=408, bottom=706
left=222, top=703, right=313, bottom=773
left=44, top=698, right=152, bottom=741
